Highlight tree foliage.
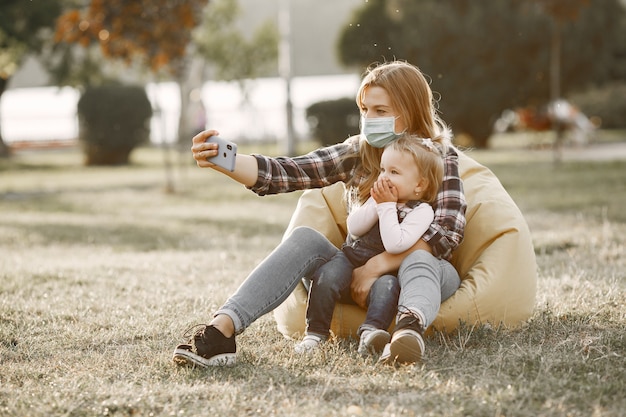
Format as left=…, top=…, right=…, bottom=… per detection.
left=306, top=98, right=360, bottom=146
left=0, top=0, right=65, bottom=156
left=55, top=0, right=209, bottom=77
left=0, top=0, right=63, bottom=81
left=193, top=0, right=279, bottom=99
left=52, top=0, right=212, bottom=168
left=78, top=85, right=152, bottom=165
left=337, top=0, right=625, bottom=147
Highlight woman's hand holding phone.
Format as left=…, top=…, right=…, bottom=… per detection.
left=191, top=130, right=238, bottom=172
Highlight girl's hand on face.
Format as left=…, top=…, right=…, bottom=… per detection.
left=191, top=129, right=220, bottom=168
left=371, top=178, right=398, bottom=204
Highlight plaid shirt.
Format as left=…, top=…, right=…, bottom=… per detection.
left=249, top=136, right=466, bottom=260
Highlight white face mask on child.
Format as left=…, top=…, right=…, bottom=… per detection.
left=360, top=116, right=404, bottom=148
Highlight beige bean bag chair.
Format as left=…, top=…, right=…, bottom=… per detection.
left=273, top=151, right=537, bottom=338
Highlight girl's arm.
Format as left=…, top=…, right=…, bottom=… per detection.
left=377, top=202, right=434, bottom=254
left=346, top=197, right=379, bottom=237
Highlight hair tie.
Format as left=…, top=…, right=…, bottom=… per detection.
left=421, top=138, right=435, bottom=151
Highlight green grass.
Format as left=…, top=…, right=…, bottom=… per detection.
left=0, top=138, right=624, bottom=417
left=481, top=158, right=626, bottom=223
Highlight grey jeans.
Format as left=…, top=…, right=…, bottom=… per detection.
left=394, top=249, right=460, bottom=327
left=215, top=226, right=460, bottom=334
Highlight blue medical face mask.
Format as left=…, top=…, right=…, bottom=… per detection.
left=360, top=116, right=404, bottom=148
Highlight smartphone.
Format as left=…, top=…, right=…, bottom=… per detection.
left=205, top=136, right=237, bottom=172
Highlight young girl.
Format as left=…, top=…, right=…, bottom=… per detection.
left=173, top=61, right=466, bottom=367
left=295, top=135, right=445, bottom=356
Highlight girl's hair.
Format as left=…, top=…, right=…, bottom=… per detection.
left=348, top=61, right=452, bottom=205
left=386, top=134, right=445, bottom=204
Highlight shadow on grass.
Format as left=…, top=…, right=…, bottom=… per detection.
left=0, top=216, right=287, bottom=251
left=488, top=159, right=626, bottom=223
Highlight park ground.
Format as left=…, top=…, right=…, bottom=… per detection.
left=0, top=131, right=624, bottom=417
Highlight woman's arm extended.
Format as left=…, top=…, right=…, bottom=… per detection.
left=194, top=130, right=361, bottom=195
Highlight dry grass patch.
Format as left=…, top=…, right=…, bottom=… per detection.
left=1, top=144, right=624, bottom=416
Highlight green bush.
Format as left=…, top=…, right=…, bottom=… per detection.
left=77, top=85, right=152, bottom=165
left=306, top=98, right=360, bottom=146
left=569, top=82, right=626, bottom=129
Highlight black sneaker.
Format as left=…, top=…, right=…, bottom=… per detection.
left=378, top=313, right=425, bottom=365
left=172, top=325, right=236, bottom=367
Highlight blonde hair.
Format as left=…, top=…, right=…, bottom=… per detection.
left=386, top=134, right=445, bottom=204
left=348, top=61, right=451, bottom=205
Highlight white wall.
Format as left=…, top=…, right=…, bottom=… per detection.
left=1, top=74, right=360, bottom=144
left=0, top=87, right=79, bottom=143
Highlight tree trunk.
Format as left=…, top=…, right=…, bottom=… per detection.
left=0, top=77, right=12, bottom=158
left=551, top=19, right=563, bottom=163
left=0, top=136, right=10, bottom=158
left=83, top=143, right=132, bottom=165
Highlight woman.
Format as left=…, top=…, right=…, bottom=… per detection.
left=173, top=60, right=466, bottom=367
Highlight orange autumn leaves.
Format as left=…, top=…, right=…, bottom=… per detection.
left=55, top=0, right=209, bottom=73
